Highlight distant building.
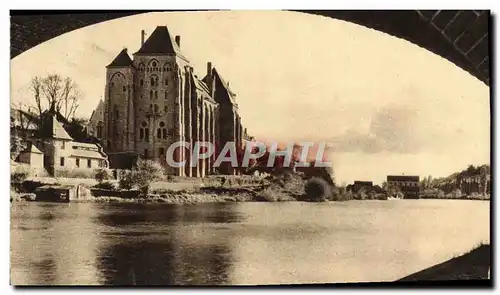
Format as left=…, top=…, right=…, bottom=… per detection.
left=387, top=175, right=420, bottom=199
left=458, top=174, right=491, bottom=195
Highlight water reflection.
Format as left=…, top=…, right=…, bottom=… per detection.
left=11, top=203, right=103, bottom=285
left=96, top=204, right=238, bottom=285
left=11, top=200, right=490, bottom=285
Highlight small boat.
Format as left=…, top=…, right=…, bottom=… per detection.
left=387, top=196, right=402, bottom=200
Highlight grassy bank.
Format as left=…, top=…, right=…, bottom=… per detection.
left=398, top=243, right=490, bottom=281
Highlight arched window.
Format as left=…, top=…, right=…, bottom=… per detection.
left=163, top=62, right=173, bottom=72
left=139, top=63, right=145, bottom=72
left=164, top=106, right=167, bottom=113
left=154, top=104, right=159, bottom=113
left=154, top=91, right=158, bottom=100
left=164, top=91, right=168, bottom=99
left=150, top=90, right=153, bottom=100
left=140, top=79, right=144, bottom=86
left=150, top=75, right=158, bottom=86
left=158, top=121, right=167, bottom=139
left=139, top=121, right=148, bottom=140
left=96, top=121, right=103, bottom=139
left=165, top=78, right=168, bottom=85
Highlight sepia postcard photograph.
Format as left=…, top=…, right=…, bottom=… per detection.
left=9, top=9, right=491, bottom=287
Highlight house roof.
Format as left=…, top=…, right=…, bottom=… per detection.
left=71, top=142, right=107, bottom=159
left=71, top=148, right=107, bottom=160
left=387, top=175, right=420, bottom=182
left=134, top=26, right=189, bottom=61
left=39, top=110, right=73, bottom=140
left=24, top=142, right=43, bottom=154
left=107, top=48, right=133, bottom=68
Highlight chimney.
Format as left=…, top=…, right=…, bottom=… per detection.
left=207, top=62, right=212, bottom=76
left=141, top=30, right=146, bottom=46
left=175, top=35, right=181, bottom=47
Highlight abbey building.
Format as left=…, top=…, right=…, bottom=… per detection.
left=96, top=25, right=249, bottom=177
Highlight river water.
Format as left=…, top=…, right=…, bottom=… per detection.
left=10, top=200, right=490, bottom=285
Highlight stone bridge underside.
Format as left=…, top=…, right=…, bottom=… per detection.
left=11, top=10, right=490, bottom=86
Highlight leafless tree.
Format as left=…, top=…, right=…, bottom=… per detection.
left=30, top=74, right=81, bottom=121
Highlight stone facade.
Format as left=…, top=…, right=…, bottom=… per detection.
left=102, top=26, right=246, bottom=177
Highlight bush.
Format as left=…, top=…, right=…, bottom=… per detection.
left=119, top=171, right=136, bottom=190
left=304, top=177, right=331, bottom=202
left=11, top=171, right=28, bottom=184
left=94, top=181, right=115, bottom=190
left=258, top=185, right=296, bottom=202
left=117, top=160, right=165, bottom=194
left=94, top=168, right=110, bottom=184
left=133, top=159, right=164, bottom=195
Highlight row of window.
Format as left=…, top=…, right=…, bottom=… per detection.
left=138, top=61, right=173, bottom=73
left=60, top=157, right=95, bottom=168
left=140, top=76, right=169, bottom=87
left=388, top=181, right=419, bottom=188
left=139, top=127, right=168, bottom=141
left=148, top=104, right=168, bottom=113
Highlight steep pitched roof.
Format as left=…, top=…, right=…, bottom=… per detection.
left=20, top=142, right=43, bottom=155
left=135, top=26, right=188, bottom=61
left=190, top=72, right=214, bottom=101
left=203, top=68, right=237, bottom=104
left=39, top=110, right=73, bottom=140
left=107, top=49, right=133, bottom=68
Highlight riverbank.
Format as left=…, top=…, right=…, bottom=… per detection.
left=398, top=243, right=490, bottom=282
left=11, top=174, right=491, bottom=204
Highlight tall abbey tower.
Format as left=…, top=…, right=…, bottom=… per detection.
left=102, top=26, right=247, bottom=177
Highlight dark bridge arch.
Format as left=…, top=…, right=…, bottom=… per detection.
left=10, top=10, right=489, bottom=85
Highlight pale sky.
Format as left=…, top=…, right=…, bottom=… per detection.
left=10, top=11, right=490, bottom=184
